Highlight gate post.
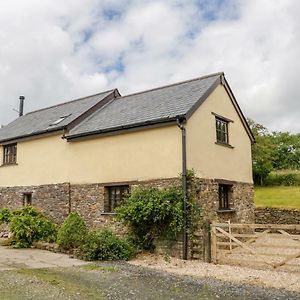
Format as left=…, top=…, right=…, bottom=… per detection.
left=211, top=223, right=217, bottom=263
left=203, top=220, right=211, bottom=262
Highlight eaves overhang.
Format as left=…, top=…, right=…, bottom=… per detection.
left=65, top=115, right=186, bottom=142
left=0, top=89, right=119, bottom=145
left=0, top=127, right=65, bottom=145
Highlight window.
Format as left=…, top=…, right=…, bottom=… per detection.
left=3, top=143, right=17, bottom=165
left=48, top=114, right=71, bottom=127
left=218, top=184, right=231, bottom=210
left=215, top=118, right=229, bottom=144
left=23, top=193, right=32, bottom=206
left=105, top=185, right=129, bottom=213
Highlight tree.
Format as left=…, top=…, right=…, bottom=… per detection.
left=248, top=119, right=300, bottom=185
left=247, top=119, right=275, bottom=185
left=271, top=132, right=300, bottom=170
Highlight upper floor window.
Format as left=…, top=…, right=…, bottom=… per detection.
left=215, top=117, right=229, bottom=144
left=3, top=143, right=17, bottom=165
left=105, top=185, right=129, bottom=213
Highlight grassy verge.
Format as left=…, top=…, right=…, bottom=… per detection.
left=254, top=186, right=300, bottom=210
left=16, top=268, right=104, bottom=299
left=80, top=264, right=118, bottom=272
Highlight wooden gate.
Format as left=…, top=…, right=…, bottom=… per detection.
left=211, top=223, right=300, bottom=271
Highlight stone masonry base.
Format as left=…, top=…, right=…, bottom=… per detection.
left=0, top=178, right=254, bottom=225
left=0, top=183, right=70, bottom=224
left=0, top=178, right=254, bottom=259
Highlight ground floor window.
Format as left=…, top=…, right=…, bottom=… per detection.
left=22, top=193, right=32, bottom=206
left=218, top=184, right=231, bottom=210
left=105, top=185, right=129, bottom=212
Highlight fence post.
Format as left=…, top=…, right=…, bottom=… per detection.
left=226, top=219, right=232, bottom=251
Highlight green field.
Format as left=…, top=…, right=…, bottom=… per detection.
left=254, top=186, right=300, bottom=210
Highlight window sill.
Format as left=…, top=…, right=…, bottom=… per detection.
left=215, top=142, right=234, bottom=149
left=216, top=209, right=236, bottom=213
left=0, top=163, right=18, bottom=167
left=100, top=212, right=116, bottom=216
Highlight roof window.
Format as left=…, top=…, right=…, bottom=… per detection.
left=48, top=115, right=71, bottom=127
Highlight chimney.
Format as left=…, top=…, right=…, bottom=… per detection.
left=19, top=96, right=25, bottom=117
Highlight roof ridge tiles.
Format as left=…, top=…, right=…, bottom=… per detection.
left=116, top=72, right=223, bottom=100
left=25, top=88, right=116, bottom=115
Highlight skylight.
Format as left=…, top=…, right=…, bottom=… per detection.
left=49, top=115, right=71, bottom=126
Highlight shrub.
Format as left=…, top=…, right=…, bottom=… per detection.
left=0, top=208, right=13, bottom=224
left=264, top=173, right=300, bottom=186
left=9, top=206, right=57, bottom=248
left=78, top=229, right=135, bottom=261
left=115, top=186, right=199, bottom=250
left=57, top=212, right=88, bottom=250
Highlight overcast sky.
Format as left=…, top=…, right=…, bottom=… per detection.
left=0, top=0, right=299, bottom=133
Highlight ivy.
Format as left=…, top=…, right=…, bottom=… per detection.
left=115, top=172, right=200, bottom=250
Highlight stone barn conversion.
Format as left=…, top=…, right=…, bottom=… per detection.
left=0, top=72, right=254, bottom=226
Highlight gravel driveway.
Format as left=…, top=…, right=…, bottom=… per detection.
left=1, top=245, right=300, bottom=299
left=0, top=262, right=300, bottom=300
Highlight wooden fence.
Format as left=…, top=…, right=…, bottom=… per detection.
left=210, top=223, right=300, bottom=270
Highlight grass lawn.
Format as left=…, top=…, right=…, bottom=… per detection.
left=254, top=186, right=300, bottom=210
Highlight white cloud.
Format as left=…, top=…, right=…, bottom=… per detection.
left=0, top=0, right=299, bottom=133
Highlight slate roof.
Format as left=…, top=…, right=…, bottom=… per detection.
left=66, top=73, right=222, bottom=140
left=0, top=72, right=253, bottom=144
left=0, top=90, right=116, bottom=143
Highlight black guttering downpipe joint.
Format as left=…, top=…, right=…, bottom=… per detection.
left=176, top=116, right=188, bottom=260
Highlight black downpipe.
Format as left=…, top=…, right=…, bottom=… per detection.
left=68, top=182, right=71, bottom=214
left=177, top=118, right=188, bottom=260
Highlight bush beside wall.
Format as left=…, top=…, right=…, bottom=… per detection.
left=77, top=229, right=135, bottom=261
left=1, top=206, right=57, bottom=248
left=57, top=212, right=88, bottom=250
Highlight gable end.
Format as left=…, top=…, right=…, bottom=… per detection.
left=185, top=74, right=254, bottom=143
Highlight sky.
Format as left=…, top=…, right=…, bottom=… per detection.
left=0, top=0, right=299, bottom=133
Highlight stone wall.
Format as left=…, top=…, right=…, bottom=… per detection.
left=195, top=179, right=254, bottom=224
left=0, top=178, right=254, bottom=259
left=71, top=178, right=179, bottom=227
left=255, top=207, right=300, bottom=224
left=0, top=179, right=180, bottom=227
left=0, top=183, right=69, bottom=223
left=154, top=179, right=254, bottom=260
left=70, top=183, right=105, bottom=227
left=132, top=178, right=180, bottom=189
left=0, top=178, right=254, bottom=226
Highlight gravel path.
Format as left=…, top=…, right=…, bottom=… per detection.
left=129, top=254, right=300, bottom=294
left=1, top=261, right=300, bottom=299
left=1, top=244, right=300, bottom=299
left=0, top=245, right=88, bottom=270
